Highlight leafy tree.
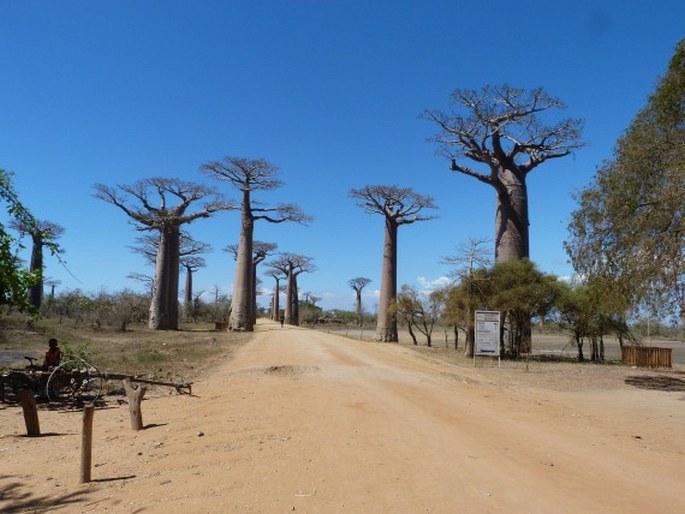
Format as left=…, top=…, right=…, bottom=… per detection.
left=350, top=185, right=437, bottom=342
left=202, top=157, right=311, bottom=331
left=348, top=277, right=372, bottom=326
left=425, top=85, right=584, bottom=262
left=395, top=284, right=443, bottom=347
left=441, top=238, right=492, bottom=355
left=489, top=259, right=560, bottom=356
left=441, top=267, right=493, bottom=355
left=566, top=40, right=684, bottom=319
left=0, top=169, right=45, bottom=314
left=94, top=177, right=231, bottom=330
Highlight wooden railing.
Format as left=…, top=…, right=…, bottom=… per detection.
left=621, top=346, right=672, bottom=368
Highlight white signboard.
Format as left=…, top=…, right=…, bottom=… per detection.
left=475, top=310, right=500, bottom=356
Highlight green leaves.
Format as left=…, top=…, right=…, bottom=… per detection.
left=566, top=39, right=685, bottom=318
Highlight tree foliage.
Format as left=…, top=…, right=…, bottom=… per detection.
left=0, top=170, right=43, bottom=313
left=566, top=40, right=685, bottom=318
left=394, top=284, right=443, bottom=347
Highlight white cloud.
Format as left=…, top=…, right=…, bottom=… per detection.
left=416, top=275, right=452, bottom=294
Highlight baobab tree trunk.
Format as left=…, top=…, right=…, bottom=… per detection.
left=355, top=292, right=363, bottom=326
left=376, top=218, right=398, bottom=342
left=291, top=275, right=299, bottom=325
left=184, top=267, right=193, bottom=322
left=229, top=191, right=254, bottom=331
left=149, top=224, right=181, bottom=330
left=29, top=233, right=43, bottom=310
left=284, top=267, right=293, bottom=325
left=251, top=263, right=258, bottom=325
left=494, top=170, right=529, bottom=262
left=494, top=170, right=532, bottom=352
left=271, top=278, right=280, bottom=320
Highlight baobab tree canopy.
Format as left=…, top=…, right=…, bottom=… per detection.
left=425, top=84, right=584, bottom=262
left=94, top=177, right=233, bottom=330
left=350, top=185, right=437, bottom=342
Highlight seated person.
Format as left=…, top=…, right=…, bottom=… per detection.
left=42, top=338, right=62, bottom=371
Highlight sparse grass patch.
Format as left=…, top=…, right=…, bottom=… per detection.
left=1, top=316, right=254, bottom=384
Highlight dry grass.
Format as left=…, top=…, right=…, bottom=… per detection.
left=0, top=316, right=253, bottom=385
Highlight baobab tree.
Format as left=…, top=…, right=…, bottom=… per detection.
left=350, top=185, right=437, bottom=342
left=348, top=277, right=371, bottom=326
left=226, top=240, right=277, bottom=324
left=10, top=219, right=64, bottom=310
left=131, top=232, right=211, bottom=322
left=264, top=269, right=286, bottom=320
left=201, top=157, right=311, bottom=331
left=267, top=252, right=316, bottom=326
left=182, top=255, right=207, bottom=322
left=94, top=177, right=232, bottom=330
left=424, top=85, right=584, bottom=262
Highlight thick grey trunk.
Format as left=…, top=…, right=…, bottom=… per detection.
left=291, top=275, right=299, bottom=325
left=355, top=291, right=363, bottom=326
left=149, top=225, right=180, bottom=330
left=494, top=169, right=529, bottom=262
left=375, top=218, right=398, bottom=342
left=29, top=234, right=43, bottom=310
left=184, top=267, right=192, bottom=320
left=229, top=191, right=254, bottom=331
left=272, top=278, right=280, bottom=320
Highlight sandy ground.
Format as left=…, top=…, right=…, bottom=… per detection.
left=2, top=319, right=685, bottom=513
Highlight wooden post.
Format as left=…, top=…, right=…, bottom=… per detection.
left=18, top=390, right=41, bottom=437
left=80, top=405, right=95, bottom=483
left=123, top=378, right=146, bottom=431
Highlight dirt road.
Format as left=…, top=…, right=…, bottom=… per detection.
left=2, top=320, right=684, bottom=513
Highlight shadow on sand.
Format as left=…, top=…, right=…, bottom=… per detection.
left=624, top=374, right=685, bottom=392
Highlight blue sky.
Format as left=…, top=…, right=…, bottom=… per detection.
left=1, top=0, right=683, bottom=312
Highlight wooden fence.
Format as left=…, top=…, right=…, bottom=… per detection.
left=621, top=346, right=672, bottom=368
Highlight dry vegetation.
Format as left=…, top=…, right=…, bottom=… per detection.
left=0, top=315, right=253, bottom=387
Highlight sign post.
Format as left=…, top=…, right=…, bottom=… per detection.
left=474, top=310, right=501, bottom=367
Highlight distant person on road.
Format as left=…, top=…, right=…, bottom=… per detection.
left=280, top=315, right=285, bottom=328
left=42, top=338, right=62, bottom=371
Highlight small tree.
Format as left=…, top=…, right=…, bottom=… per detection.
left=350, top=185, right=437, bottom=342
left=395, top=284, right=443, bottom=347
left=489, top=259, right=560, bottom=356
left=441, top=238, right=492, bottom=356
left=348, top=277, right=372, bottom=326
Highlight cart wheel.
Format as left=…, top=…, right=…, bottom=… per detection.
left=47, top=358, right=104, bottom=406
